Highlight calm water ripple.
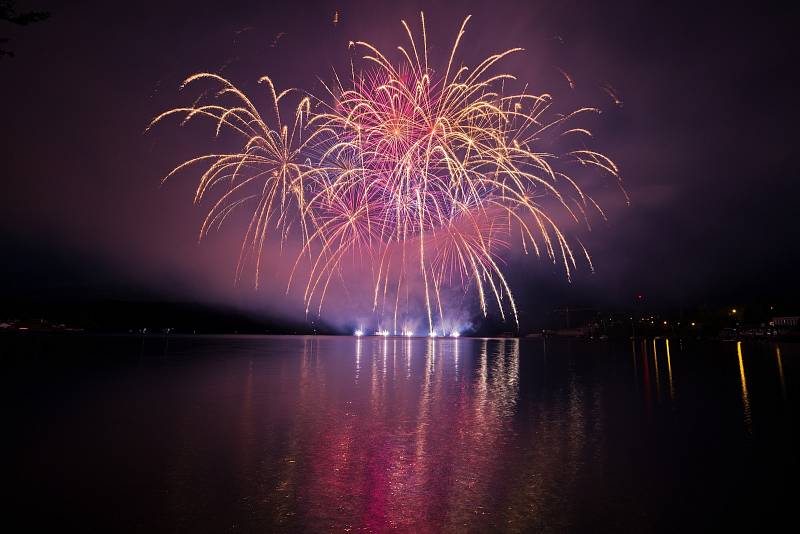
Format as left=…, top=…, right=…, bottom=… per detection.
left=6, top=335, right=799, bottom=532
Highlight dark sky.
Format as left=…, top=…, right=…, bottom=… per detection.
left=2, top=0, right=798, bottom=327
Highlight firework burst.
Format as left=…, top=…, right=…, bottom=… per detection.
left=150, top=13, right=624, bottom=333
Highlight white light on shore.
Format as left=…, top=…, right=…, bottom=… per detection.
left=354, top=330, right=364, bottom=337
left=429, top=331, right=437, bottom=338
left=450, top=331, right=460, bottom=338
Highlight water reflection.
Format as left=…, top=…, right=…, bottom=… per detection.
left=666, top=338, right=675, bottom=401
left=10, top=335, right=800, bottom=531
left=652, top=338, right=661, bottom=401
left=355, top=336, right=362, bottom=382
left=737, top=341, right=752, bottom=433
left=641, top=338, right=652, bottom=406
left=633, top=338, right=679, bottom=406
left=776, top=345, right=786, bottom=400
left=267, top=337, right=526, bottom=531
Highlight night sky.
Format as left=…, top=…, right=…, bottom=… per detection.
left=2, top=0, right=798, bottom=329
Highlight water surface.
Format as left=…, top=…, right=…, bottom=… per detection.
left=7, top=335, right=798, bottom=532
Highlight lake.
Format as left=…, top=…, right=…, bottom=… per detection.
left=6, top=334, right=798, bottom=532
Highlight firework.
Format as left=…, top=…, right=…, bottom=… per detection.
left=150, top=14, right=624, bottom=333
left=147, top=73, right=326, bottom=284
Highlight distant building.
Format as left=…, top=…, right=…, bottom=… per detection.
left=772, top=316, right=800, bottom=327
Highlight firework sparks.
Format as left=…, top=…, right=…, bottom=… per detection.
left=150, top=13, right=624, bottom=333
left=147, top=72, right=325, bottom=286
left=269, top=32, right=286, bottom=48
left=556, top=67, right=576, bottom=89
left=601, top=82, right=624, bottom=107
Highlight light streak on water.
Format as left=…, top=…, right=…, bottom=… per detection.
left=738, top=341, right=752, bottom=433
left=666, top=338, right=674, bottom=401
left=776, top=345, right=786, bottom=399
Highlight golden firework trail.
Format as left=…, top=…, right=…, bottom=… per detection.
left=150, top=14, right=625, bottom=333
